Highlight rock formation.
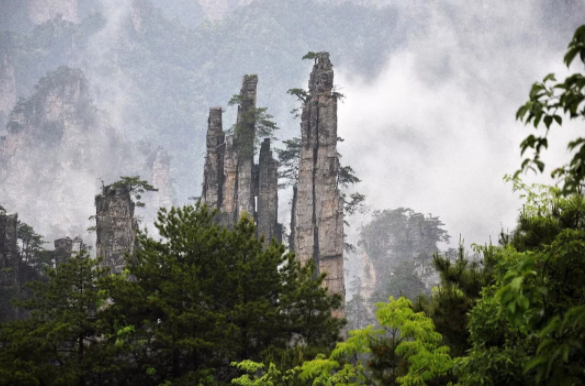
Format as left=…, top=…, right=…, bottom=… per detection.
left=257, top=138, right=281, bottom=244
left=54, top=237, right=73, bottom=265
left=201, top=107, right=225, bottom=210
left=292, top=53, right=345, bottom=308
left=0, top=212, right=19, bottom=322
left=53, top=236, right=86, bottom=265
left=95, top=185, right=138, bottom=274
left=201, top=76, right=281, bottom=244
left=360, top=251, right=376, bottom=303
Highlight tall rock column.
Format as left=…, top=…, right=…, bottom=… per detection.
left=201, top=107, right=225, bottom=210
left=235, top=75, right=258, bottom=217
left=293, top=53, right=345, bottom=307
left=54, top=236, right=73, bottom=265
left=95, top=186, right=137, bottom=274
left=0, top=212, right=19, bottom=322
left=257, top=138, right=280, bottom=244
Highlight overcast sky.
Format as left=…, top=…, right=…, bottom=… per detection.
left=335, top=0, right=584, bottom=247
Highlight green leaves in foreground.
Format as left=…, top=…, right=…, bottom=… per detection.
left=232, top=297, right=453, bottom=386
left=515, top=24, right=585, bottom=194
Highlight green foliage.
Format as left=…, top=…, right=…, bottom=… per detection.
left=227, top=93, right=279, bottom=157
left=109, top=175, right=158, bottom=207
left=419, top=242, right=497, bottom=358
left=97, top=204, right=344, bottom=384
left=0, top=252, right=112, bottom=385
left=454, top=183, right=585, bottom=386
left=232, top=297, right=452, bottom=386
left=0, top=204, right=344, bottom=385
left=276, top=137, right=302, bottom=189
left=516, top=24, right=585, bottom=194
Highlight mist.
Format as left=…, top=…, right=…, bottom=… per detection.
left=1, top=0, right=583, bottom=252
left=337, top=0, right=585, bottom=246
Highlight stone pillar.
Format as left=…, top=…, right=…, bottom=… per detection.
left=95, top=186, right=137, bottom=274
left=220, top=135, right=238, bottom=226
left=293, top=53, right=345, bottom=310
left=235, top=75, right=258, bottom=217
left=257, top=138, right=280, bottom=244
left=0, top=213, right=18, bottom=270
left=201, top=107, right=225, bottom=210
left=54, top=236, right=73, bottom=265
left=0, top=212, right=18, bottom=322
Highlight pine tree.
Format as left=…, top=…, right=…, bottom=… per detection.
left=99, top=203, right=344, bottom=385
left=0, top=252, right=111, bottom=385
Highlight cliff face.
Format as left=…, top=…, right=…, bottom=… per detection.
left=201, top=76, right=281, bottom=244
left=293, top=53, right=345, bottom=308
left=95, top=186, right=137, bottom=274
left=0, top=67, right=171, bottom=241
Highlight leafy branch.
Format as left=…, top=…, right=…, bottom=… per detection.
left=516, top=24, right=585, bottom=194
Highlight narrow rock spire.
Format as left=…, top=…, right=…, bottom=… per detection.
left=293, top=52, right=345, bottom=313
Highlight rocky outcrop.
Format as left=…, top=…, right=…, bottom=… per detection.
left=257, top=138, right=281, bottom=245
left=0, top=213, right=18, bottom=273
left=200, top=76, right=281, bottom=243
left=293, top=53, right=345, bottom=308
left=54, top=236, right=73, bottom=265
left=0, top=212, right=19, bottom=322
left=28, top=0, right=78, bottom=24
left=95, top=185, right=137, bottom=274
left=235, top=75, right=258, bottom=217
left=360, top=251, right=376, bottom=307
left=202, top=107, right=225, bottom=210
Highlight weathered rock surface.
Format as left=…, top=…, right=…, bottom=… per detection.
left=293, top=53, right=345, bottom=309
left=200, top=76, right=281, bottom=243
left=359, top=251, right=376, bottom=315
left=54, top=236, right=73, bottom=265
left=257, top=138, right=281, bottom=245
left=202, top=107, right=225, bottom=210
left=235, top=75, right=258, bottom=217
left=0, top=212, right=19, bottom=322
left=95, top=185, right=137, bottom=274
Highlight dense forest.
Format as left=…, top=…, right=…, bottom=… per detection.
left=1, top=0, right=585, bottom=385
